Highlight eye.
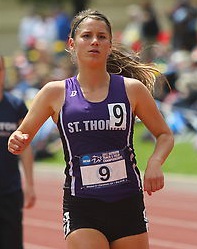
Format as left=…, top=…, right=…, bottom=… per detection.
left=99, top=35, right=106, bottom=39
left=82, top=33, right=90, bottom=38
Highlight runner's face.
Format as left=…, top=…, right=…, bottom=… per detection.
left=69, top=18, right=112, bottom=66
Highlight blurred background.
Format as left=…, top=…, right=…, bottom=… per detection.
left=1, top=0, right=197, bottom=54
left=0, top=0, right=197, bottom=175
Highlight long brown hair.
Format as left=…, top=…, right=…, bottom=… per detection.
left=69, top=9, right=166, bottom=93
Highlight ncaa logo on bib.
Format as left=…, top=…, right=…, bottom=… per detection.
left=81, top=155, right=91, bottom=165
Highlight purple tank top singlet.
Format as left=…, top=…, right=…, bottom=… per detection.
left=57, top=74, right=142, bottom=202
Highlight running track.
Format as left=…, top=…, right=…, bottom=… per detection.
left=23, top=165, right=197, bottom=249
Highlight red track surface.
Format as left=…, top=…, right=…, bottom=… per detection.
left=24, top=166, right=197, bottom=249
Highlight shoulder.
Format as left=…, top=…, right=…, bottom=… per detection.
left=123, top=77, right=153, bottom=110
left=30, top=80, right=66, bottom=110
left=38, top=80, right=66, bottom=120
left=37, top=80, right=65, bottom=100
left=42, top=80, right=65, bottom=92
left=123, top=77, right=150, bottom=96
left=124, top=77, right=146, bottom=88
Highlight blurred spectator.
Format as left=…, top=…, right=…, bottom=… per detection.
left=72, top=0, right=90, bottom=16
left=53, top=7, right=71, bottom=42
left=32, top=11, right=57, bottom=52
left=168, top=0, right=197, bottom=51
left=173, top=48, right=197, bottom=112
left=18, top=6, right=40, bottom=51
left=141, top=1, right=161, bottom=62
left=53, top=7, right=71, bottom=57
left=141, top=1, right=160, bottom=42
left=121, top=2, right=161, bottom=61
left=121, top=4, right=143, bottom=51
left=159, top=48, right=197, bottom=135
left=161, top=49, right=192, bottom=105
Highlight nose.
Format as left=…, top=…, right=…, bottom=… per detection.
left=91, top=36, right=99, bottom=45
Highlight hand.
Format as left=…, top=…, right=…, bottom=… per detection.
left=23, top=184, right=36, bottom=209
left=8, top=131, right=29, bottom=155
left=143, top=159, right=164, bottom=196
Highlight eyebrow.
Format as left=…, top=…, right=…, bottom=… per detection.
left=79, top=29, right=108, bottom=34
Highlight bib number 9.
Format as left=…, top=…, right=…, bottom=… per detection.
left=108, top=103, right=126, bottom=129
left=99, top=166, right=110, bottom=181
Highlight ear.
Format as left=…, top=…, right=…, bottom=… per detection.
left=68, top=37, right=75, bottom=51
left=108, top=45, right=112, bottom=57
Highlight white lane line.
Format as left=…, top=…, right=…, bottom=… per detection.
left=25, top=242, right=60, bottom=249
left=150, top=238, right=197, bottom=249
left=24, top=218, right=61, bottom=230
left=150, top=215, right=197, bottom=230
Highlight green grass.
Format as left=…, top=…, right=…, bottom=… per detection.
left=133, top=124, right=197, bottom=176
left=39, top=123, right=197, bottom=176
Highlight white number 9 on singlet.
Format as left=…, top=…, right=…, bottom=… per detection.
left=108, top=103, right=127, bottom=130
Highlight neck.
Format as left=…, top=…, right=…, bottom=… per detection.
left=77, top=68, right=110, bottom=90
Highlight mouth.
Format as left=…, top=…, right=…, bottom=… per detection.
left=88, top=49, right=100, bottom=54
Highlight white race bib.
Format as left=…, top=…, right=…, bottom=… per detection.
left=79, top=149, right=128, bottom=189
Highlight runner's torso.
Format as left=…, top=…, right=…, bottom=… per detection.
left=57, top=74, right=142, bottom=202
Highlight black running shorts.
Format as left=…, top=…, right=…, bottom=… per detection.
left=63, top=191, right=148, bottom=242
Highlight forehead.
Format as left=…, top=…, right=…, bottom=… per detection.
left=77, top=17, right=110, bottom=33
